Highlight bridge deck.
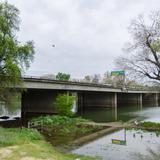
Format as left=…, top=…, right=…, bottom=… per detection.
left=18, top=77, right=160, bottom=94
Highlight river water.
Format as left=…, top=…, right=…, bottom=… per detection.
left=72, top=129, right=160, bottom=160
left=79, top=105, right=160, bottom=123
left=72, top=104, right=160, bottom=160
left=0, top=93, right=21, bottom=121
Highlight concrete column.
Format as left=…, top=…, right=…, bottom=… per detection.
left=139, top=93, right=143, bottom=109
left=112, top=92, right=117, bottom=108
left=71, top=92, right=78, bottom=113
left=155, top=93, right=159, bottom=107
left=77, top=92, right=84, bottom=114
left=112, top=93, right=117, bottom=121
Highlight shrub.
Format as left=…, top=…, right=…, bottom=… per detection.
left=55, top=93, right=75, bottom=117
left=31, top=115, right=90, bottom=127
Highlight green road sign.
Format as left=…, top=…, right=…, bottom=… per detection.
left=112, top=139, right=126, bottom=145
left=111, top=71, right=125, bottom=76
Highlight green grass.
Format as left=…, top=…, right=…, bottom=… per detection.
left=30, top=115, right=103, bottom=146
left=31, top=115, right=91, bottom=126
left=0, top=127, right=43, bottom=147
left=0, top=127, right=98, bottom=160
left=139, top=122, right=160, bottom=131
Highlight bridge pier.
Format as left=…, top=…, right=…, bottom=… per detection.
left=113, top=93, right=117, bottom=108
left=77, top=91, right=117, bottom=113
left=21, top=89, right=65, bottom=119
left=117, top=93, right=143, bottom=107
left=143, top=93, right=159, bottom=107
left=155, top=93, right=159, bottom=107
left=139, top=93, right=143, bottom=109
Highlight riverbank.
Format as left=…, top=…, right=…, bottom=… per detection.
left=30, top=115, right=105, bottom=147
left=0, top=127, right=98, bottom=160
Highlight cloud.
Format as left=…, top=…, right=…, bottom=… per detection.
left=6, top=0, right=160, bottom=78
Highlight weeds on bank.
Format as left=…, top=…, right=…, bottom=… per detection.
left=30, top=115, right=103, bottom=146
left=0, top=127, right=43, bottom=147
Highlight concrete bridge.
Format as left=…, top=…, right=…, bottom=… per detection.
left=20, top=77, right=160, bottom=118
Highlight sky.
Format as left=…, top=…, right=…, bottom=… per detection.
left=6, top=0, right=160, bottom=78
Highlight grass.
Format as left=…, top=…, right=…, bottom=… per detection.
left=138, top=122, right=160, bottom=131
left=31, top=115, right=91, bottom=126
left=30, top=115, right=103, bottom=146
left=0, top=127, right=98, bottom=160
left=0, top=127, right=43, bottom=147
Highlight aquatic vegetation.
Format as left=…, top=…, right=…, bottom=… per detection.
left=31, top=115, right=91, bottom=126
left=139, top=122, right=160, bottom=131
left=30, top=115, right=103, bottom=146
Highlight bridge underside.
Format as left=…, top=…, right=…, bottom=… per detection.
left=21, top=89, right=160, bottom=118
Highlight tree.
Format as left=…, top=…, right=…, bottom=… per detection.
left=92, top=74, right=101, bottom=84
left=0, top=2, right=34, bottom=99
left=116, top=11, right=160, bottom=82
left=83, top=75, right=92, bottom=83
left=102, top=71, right=112, bottom=84
left=56, top=72, right=70, bottom=81
left=54, top=93, right=75, bottom=117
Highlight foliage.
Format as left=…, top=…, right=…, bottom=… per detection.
left=31, top=115, right=90, bottom=126
left=30, top=115, right=102, bottom=146
left=55, top=93, right=75, bottom=116
left=84, top=75, right=92, bottom=82
left=56, top=72, right=70, bottom=81
left=0, top=127, right=43, bottom=147
left=116, top=11, right=160, bottom=82
left=0, top=127, right=96, bottom=160
left=0, top=2, right=34, bottom=99
left=139, top=122, right=160, bottom=130
left=92, top=74, right=101, bottom=83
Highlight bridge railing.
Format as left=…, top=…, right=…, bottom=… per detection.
left=22, top=76, right=159, bottom=91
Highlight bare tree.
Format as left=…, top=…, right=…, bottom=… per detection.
left=116, top=11, right=160, bottom=82
left=83, top=75, right=92, bottom=83
left=92, top=74, right=101, bottom=84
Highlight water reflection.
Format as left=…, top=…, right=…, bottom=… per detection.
left=0, top=93, right=21, bottom=121
left=72, top=129, right=160, bottom=160
left=79, top=104, right=160, bottom=123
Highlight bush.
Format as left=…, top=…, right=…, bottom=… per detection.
left=55, top=93, right=75, bottom=117
left=139, top=122, right=160, bottom=128
left=31, top=115, right=90, bottom=127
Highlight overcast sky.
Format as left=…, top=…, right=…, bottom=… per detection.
left=6, top=0, right=160, bottom=78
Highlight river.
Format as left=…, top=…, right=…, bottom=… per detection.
left=72, top=104, right=160, bottom=160
left=79, top=104, right=160, bottom=123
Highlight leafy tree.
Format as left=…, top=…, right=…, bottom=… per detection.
left=116, top=11, right=160, bottom=82
left=56, top=72, right=70, bottom=81
left=55, top=93, right=75, bottom=117
left=0, top=2, right=34, bottom=99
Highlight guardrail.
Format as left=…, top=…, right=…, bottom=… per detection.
left=22, top=76, right=159, bottom=91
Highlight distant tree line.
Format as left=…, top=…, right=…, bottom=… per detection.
left=40, top=71, right=144, bottom=88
